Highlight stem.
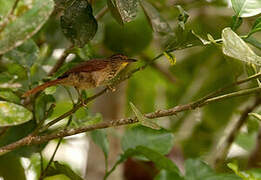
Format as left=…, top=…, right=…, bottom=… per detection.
left=0, top=86, right=260, bottom=155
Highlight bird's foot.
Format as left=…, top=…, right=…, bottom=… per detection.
left=107, top=85, right=116, bottom=92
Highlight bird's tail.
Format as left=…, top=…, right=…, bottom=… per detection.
left=22, top=79, right=62, bottom=97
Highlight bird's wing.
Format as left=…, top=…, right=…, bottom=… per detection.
left=59, top=59, right=108, bottom=78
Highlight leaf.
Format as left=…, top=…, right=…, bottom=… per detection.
left=34, top=94, right=55, bottom=123
left=0, top=0, right=54, bottom=55
left=52, top=161, right=83, bottom=180
left=231, top=0, right=261, bottom=17
left=0, top=101, right=32, bottom=127
left=121, top=125, right=174, bottom=155
left=163, top=52, right=176, bottom=66
left=0, top=154, right=26, bottom=180
left=231, top=15, right=243, bottom=31
left=228, top=162, right=255, bottom=180
left=61, top=0, right=98, bottom=47
left=105, top=146, right=180, bottom=179
left=140, top=0, right=172, bottom=35
left=191, top=31, right=210, bottom=45
left=44, top=174, right=71, bottom=180
left=3, top=39, right=39, bottom=68
left=107, top=0, right=138, bottom=24
left=222, top=27, right=261, bottom=66
left=244, top=36, right=261, bottom=50
left=249, top=16, right=261, bottom=36
left=0, top=120, right=45, bottom=157
left=129, top=102, right=160, bottom=130
left=0, top=90, right=20, bottom=104
left=177, top=5, right=189, bottom=30
left=185, top=159, right=214, bottom=180
left=249, top=113, right=261, bottom=121
left=155, top=170, right=184, bottom=180
left=90, top=129, right=109, bottom=165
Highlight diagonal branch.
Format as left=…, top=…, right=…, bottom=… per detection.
left=0, top=86, right=260, bottom=155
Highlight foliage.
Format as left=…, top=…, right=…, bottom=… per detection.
left=1, top=0, right=261, bottom=179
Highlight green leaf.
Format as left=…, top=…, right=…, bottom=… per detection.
left=121, top=125, right=174, bottom=155
left=155, top=170, right=184, bottom=180
left=231, top=15, right=243, bottom=31
left=140, top=0, right=172, bottom=35
left=228, top=162, right=255, bottom=180
left=90, top=129, right=109, bottom=164
left=107, top=0, right=138, bottom=24
left=249, top=113, right=261, bottom=121
left=34, top=94, right=55, bottom=123
left=0, top=90, right=20, bottom=104
left=0, top=0, right=54, bottom=55
left=0, top=154, right=26, bottom=180
left=61, top=0, right=98, bottom=47
left=44, top=174, right=71, bottom=180
left=249, top=16, right=261, bottom=36
left=53, top=161, right=83, bottom=180
left=191, top=31, right=210, bottom=45
left=185, top=159, right=214, bottom=180
left=0, top=101, right=32, bottom=127
left=222, top=27, right=261, bottom=66
left=177, top=5, right=189, bottom=30
left=3, top=39, right=39, bottom=67
left=244, top=36, right=261, bottom=50
left=129, top=102, right=160, bottom=130
left=105, top=146, right=180, bottom=179
left=231, top=0, right=261, bottom=17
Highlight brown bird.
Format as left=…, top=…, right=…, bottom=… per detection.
left=23, top=54, right=137, bottom=97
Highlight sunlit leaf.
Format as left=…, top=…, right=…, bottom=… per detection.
left=61, top=0, right=97, bottom=47
left=129, top=102, right=160, bottom=130
left=191, top=31, right=209, bottom=45
left=0, top=90, right=20, bottom=104
left=0, top=0, right=54, bottom=55
left=222, top=27, right=261, bottom=65
left=121, top=125, right=174, bottom=155
left=107, top=0, right=138, bottom=24
left=0, top=101, right=32, bottom=127
left=44, top=174, right=71, bottom=180
left=228, top=162, right=255, bottom=180
left=140, top=0, right=172, bottom=35
left=249, top=113, right=261, bottom=121
left=231, top=0, right=261, bottom=17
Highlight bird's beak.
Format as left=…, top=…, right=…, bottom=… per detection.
left=126, top=58, right=137, bottom=62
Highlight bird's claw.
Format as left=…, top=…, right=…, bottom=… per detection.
left=107, top=85, right=116, bottom=92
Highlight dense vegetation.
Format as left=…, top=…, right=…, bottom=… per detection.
left=1, top=0, right=261, bottom=179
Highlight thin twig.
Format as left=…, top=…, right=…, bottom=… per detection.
left=95, top=6, right=109, bottom=20
left=40, top=115, right=73, bottom=179
left=48, top=45, right=74, bottom=76
left=0, top=86, right=261, bottom=155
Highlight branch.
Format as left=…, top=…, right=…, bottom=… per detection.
left=212, top=97, right=261, bottom=168
left=48, top=45, right=74, bottom=76
left=95, top=6, right=109, bottom=20
left=0, top=86, right=260, bottom=155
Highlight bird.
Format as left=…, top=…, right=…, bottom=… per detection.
left=22, top=54, right=137, bottom=97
